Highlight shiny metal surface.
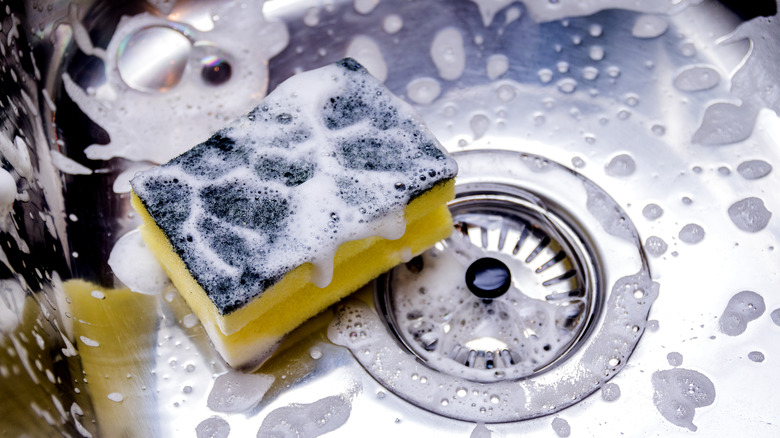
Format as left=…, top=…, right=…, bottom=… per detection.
left=1, top=0, right=779, bottom=436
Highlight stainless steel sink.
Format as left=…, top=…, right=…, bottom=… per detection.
left=1, top=0, right=778, bottom=436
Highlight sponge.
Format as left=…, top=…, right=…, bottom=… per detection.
left=130, top=58, right=457, bottom=369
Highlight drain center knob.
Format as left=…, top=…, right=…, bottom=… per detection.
left=465, top=257, right=511, bottom=299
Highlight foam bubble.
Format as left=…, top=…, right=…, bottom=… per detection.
left=50, top=150, right=92, bottom=175
left=206, top=371, right=274, bottom=413
left=601, top=382, right=621, bottom=402
left=651, top=368, right=715, bottom=431
left=551, top=417, right=571, bottom=437
left=353, top=0, right=380, bottom=15
left=107, top=229, right=171, bottom=295
left=63, top=3, right=289, bottom=164
left=748, top=351, right=765, bottom=362
left=645, top=236, right=668, bottom=257
left=719, top=290, right=765, bottom=336
left=382, top=14, right=403, bottom=34
left=642, top=203, right=663, bottom=220
left=486, top=54, right=509, bottom=80
left=666, top=352, right=683, bottom=367
left=605, top=153, right=636, bottom=177
left=632, top=15, right=668, bottom=39
left=673, top=66, right=720, bottom=92
left=736, top=160, right=772, bottom=180
left=772, top=308, right=780, bottom=326
left=678, top=224, right=705, bottom=244
left=728, top=197, right=772, bottom=232
left=196, top=416, right=230, bottom=438
left=255, top=395, right=351, bottom=437
left=430, top=27, right=466, bottom=81
left=345, top=35, right=387, bottom=82
left=470, top=422, right=493, bottom=438
left=406, top=77, right=441, bottom=105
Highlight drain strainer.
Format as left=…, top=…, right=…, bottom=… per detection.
left=328, top=150, right=658, bottom=422
left=377, top=187, right=600, bottom=383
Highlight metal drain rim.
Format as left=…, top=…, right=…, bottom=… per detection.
left=334, top=149, right=658, bottom=423
left=376, top=185, right=603, bottom=382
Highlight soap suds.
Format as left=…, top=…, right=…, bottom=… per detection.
left=430, top=27, right=466, bottom=81
left=728, top=197, right=772, bottom=232
left=631, top=15, right=668, bottom=39
left=736, top=160, right=772, bottom=180
left=63, top=1, right=289, bottom=164
left=673, top=66, right=720, bottom=92
left=49, top=150, right=92, bottom=175
left=719, top=290, right=765, bottom=336
left=206, top=371, right=274, bottom=413
left=107, top=229, right=171, bottom=295
left=345, top=35, right=388, bottom=83
left=196, top=417, right=230, bottom=438
left=256, top=395, right=351, bottom=437
left=652, top=368, right=715, bottom=431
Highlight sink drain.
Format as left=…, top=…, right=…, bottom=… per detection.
left=328, top=150, right=658, bottom=422
left=376, top=185, right=600, bottom=383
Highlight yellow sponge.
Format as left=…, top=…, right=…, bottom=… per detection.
left=130, top=59, right=457, bottom=369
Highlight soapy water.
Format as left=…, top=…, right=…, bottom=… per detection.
left=7, top=0, right=774, bottom=434
left=651, top=368, right=716, bottom=432
left=62, top=0, right=289, bottom=164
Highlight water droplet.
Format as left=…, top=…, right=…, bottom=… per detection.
left=582, top=66, right=599, bottom=80
left=589, top=24, right=603, bottom=37
left=645, top=236, right=668, bottom=257
left=737, top=160, right=772, bottom=180
left=651, top=124, right=666, bottom=136
left=382, top=14, right=403, bottom=34
left=556, top=78, right=577, bottom=94
left=571, top=157, right=585, bottom=168
left=406, top=77, right=441, bottom=105
left=470, top=114, right=490, bottom=140
left=624, top=93, right=639, bottom=107
left=605, top=153, right=636, bottom=177
left=643, top=203, right=664, bottom=220
left=728, top=197, right=772, bottom=232
left=678, top=223, right=705, bottom=244
left=538, top=68, right=553, bottom=83
left=632, top=15, right=669, bottom=39
left=496, top=84, right=517, bottom=102
left=748, top=351, right=765, bottom=362
left=556, top=61, right=569, bottom=74
left=588, top=45, right=605, bottom=61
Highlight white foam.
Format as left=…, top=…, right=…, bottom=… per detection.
left=673, top=66, right=720, bottom=92
left=651, top=368, right=715, bottom=432
left=207, top=371, right=274, bottom=413
left=63, top=1, right=289, bottom=164
left=406, top=77, right=441, bottom=105
left=353, top=0, right=380, bottom=15
left=345, top=35, right=388, bottom=83
left=256, top=395, right=351, bottom=436
left=49, top=150, right=92, bottom=175
left=382, top=14, right=403, bottom=34
left=631, top=14, right=669, bottom=39
left=728, top=197, right=772, bottom=232
left=107, top=229, right=171, bottom=295
left=470, top=0, right=515, bottom=27
left=430, top=27, right=466, bottom=81
left=486, top=54, right=509, bottom=80
left=678, top=223, right=705, bottom=244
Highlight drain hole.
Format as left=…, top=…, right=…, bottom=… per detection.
left=465, top=257, right=511, bottom=299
